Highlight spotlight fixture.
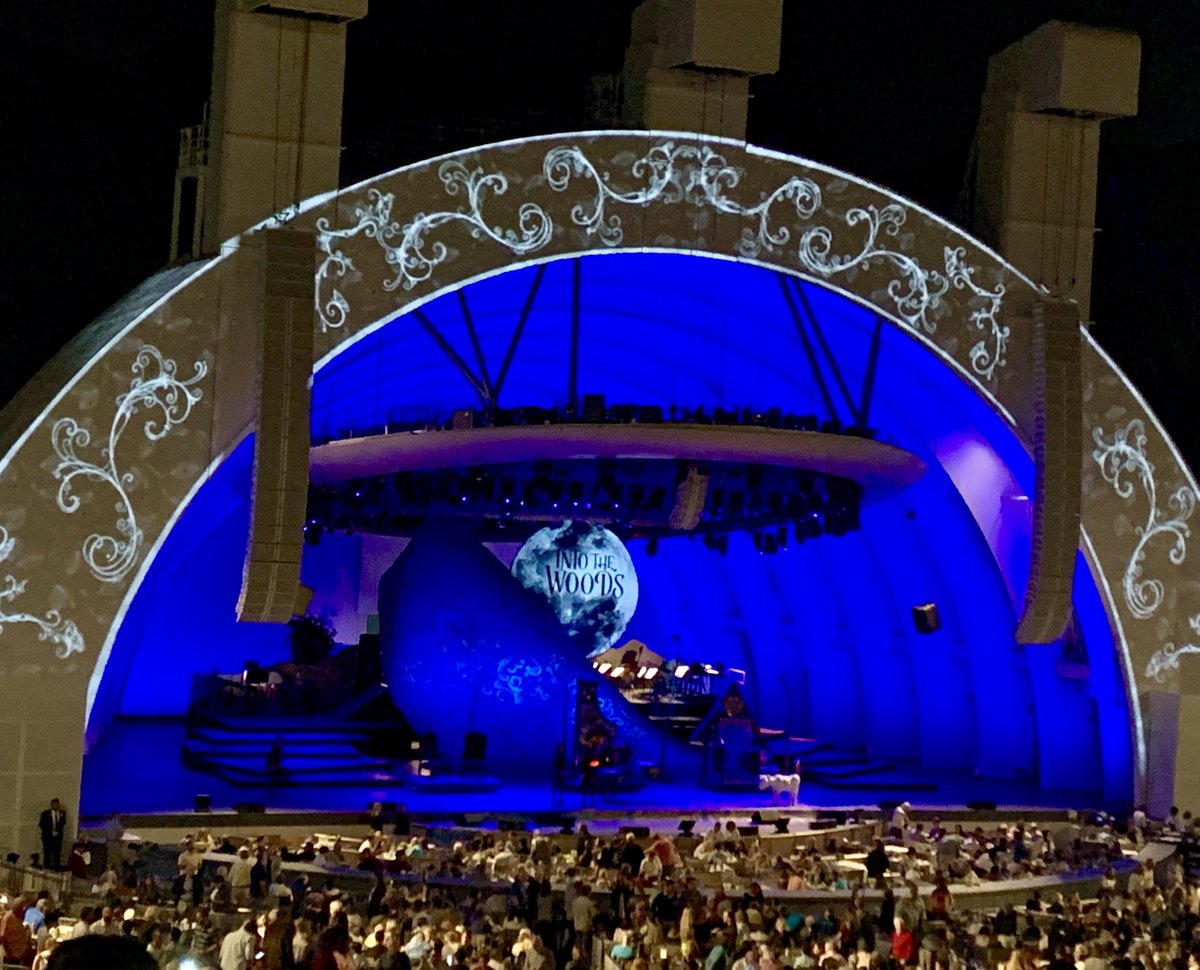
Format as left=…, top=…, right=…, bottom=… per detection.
left=674, top=664, right=690, bottom=679
left=596, top=662, right=612, bottom=674
left=610, top=666, right=625, bottom=678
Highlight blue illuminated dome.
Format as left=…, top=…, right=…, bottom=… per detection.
left=85, top=250, right=1131, bottom=806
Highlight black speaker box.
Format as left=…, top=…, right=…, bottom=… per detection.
left=912, top=602, right=940, bottom=633
left=194, top=794, right=212, bottom=813
left=912, top=603, right=941, bottom=634
left=967, top=800, right=997, bottom=812
left=235, top=803, right=266, bottom=815
left=619, top=825, right=651, bottom=839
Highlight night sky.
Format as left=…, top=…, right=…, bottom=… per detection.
left=3, top=1, right=1198, bottom=462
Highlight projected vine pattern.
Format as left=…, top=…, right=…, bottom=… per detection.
left=0, top=526, right=85, bottom=658
left=313, top=139, right=1008, bottom=379
left=1093, top=419, right=1197, bottom=620
left=545, top=143, right=1007, bottom=379
left=542, top=142, right=822, bottom=254
left=314, top=161, right=554, bottom=331
left=1145, top=615, right=1200, bottom=683
left=52, top=345, right=208, bottom=584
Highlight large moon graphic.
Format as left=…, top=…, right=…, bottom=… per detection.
left=511, top=521, right=639, bottom=656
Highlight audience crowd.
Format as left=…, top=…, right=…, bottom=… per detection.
left=0, top=803, right=1191, bottom=970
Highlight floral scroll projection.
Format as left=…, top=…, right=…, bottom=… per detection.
left=544, top=143, right=1007, bottom=379
left=1093, top=418, right=1197, bottom=620
left=0, top=526, right=85, bottom=658
left=52, top=345, right=208, bottom=585
left=1146, top=615, right=1200, bottom=683
left=542, top=142, right=823, bottom=253
left=313, top=138, right=1009, bottom=378
left=314, top=161, right=554, bottom=331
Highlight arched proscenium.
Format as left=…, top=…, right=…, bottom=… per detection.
left=0, top=132, right=1192, bottom=844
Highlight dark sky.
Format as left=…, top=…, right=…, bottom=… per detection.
left=3, top=1, right=1197, bottom=461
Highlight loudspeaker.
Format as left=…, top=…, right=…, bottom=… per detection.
left=531, top=813, right=571, bottom=828
left=463, top=732, right=487, bottom=761
left=912, top=603, right=940, bottom=634
left=235, top=803, right=266, bottom=815
left=194, top=794, right=212, bottom=813
left=582, top=394, right=606, bottom=421
left=967, top=800, right=997, bottom=812
left=452, top=409, right=474, bottom=430
left=1017, top=298, right=1082, bottom=644
left=619, top=825, right=651, bottom=840
left=817, top=810, right=849, bottom=826
left=237, top=228, right=316, bottom=623
left=498, top=817, right=526, bottom=832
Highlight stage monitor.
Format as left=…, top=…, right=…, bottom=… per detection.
left=912, top=603, right=940, bottom=635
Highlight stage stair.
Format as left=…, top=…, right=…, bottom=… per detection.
left=183, top=686, right=416, bottom=788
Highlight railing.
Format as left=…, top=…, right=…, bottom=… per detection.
left=178, top=122, right=209, bottom=169
left=0, top=861, right=76, bottom=901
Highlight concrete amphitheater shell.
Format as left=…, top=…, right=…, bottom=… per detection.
left=0, top=131, right=1195, bottom=851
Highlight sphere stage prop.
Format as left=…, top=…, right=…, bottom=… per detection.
left=511, top=521, right=640, bottom=657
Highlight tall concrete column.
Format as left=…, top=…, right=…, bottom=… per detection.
left=172, top=0, right=367, bottom=260
left=969, top=21, right=1140, bottom=321
left=621, top=0, right=783, bottom=140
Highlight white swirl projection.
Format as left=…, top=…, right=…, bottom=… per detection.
left=315, top=160, right=554, bottom=331
left=542, top=142, right=822, bottom=253
left=313, top=139, right=1008, bottom=380
left=511, top=521, right=639, bottom=657
left=0, top=526, right=85, bottom=659
left=1146, top=614, right=1200, bottom=683
left=52, top=345, right=208, bottom=584
left=1092, top=418, right=1197, bottom=620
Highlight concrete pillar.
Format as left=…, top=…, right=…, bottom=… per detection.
left=0, top=666, right=86, bottom=861
left=969, top=21, right=1140, bottom=321
left=621, top=0, right=782, bottom=140
left=173, top=0, right=366, bottom=258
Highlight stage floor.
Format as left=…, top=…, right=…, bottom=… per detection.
left=85, top=719, right=1113, bottom=819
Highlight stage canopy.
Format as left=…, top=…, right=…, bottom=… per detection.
left=1, top=132, right=1196, bottom=839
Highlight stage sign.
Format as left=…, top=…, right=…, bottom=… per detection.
left=512, top=521, right=639, bottom=655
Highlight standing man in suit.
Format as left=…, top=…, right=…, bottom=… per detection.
left=38, top=798, right=67, bottom=870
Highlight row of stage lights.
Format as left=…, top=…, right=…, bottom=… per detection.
left=306, top=459, right=863, bottom=544
left=592, top=658, right=723, bottom=681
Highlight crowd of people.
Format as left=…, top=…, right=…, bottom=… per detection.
left=0, top=803, right=1192, bottom=970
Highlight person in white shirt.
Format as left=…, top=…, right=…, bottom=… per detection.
left=572, top=884, right=596, bottom=952
left=178, top=839, right=204, bottom=879
left=219, top=918, right=258, bottom=970
left=89, top=907, right=121, bottom=936
left=639, top=851, right=663, bottom=881
left=228, top=847, right=254, bottom=906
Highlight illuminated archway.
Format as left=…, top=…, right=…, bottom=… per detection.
left=0, top=132, right=1193, bottom=843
